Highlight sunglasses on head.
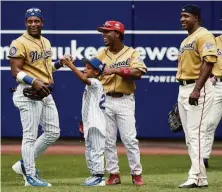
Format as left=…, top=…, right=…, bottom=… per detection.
left=26, top=8, right=41, bottom=13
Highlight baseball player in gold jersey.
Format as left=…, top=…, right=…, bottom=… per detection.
left=176, top=5, right=217, bottom=188
left=9, top=8, right=66, bottom=187
left=96, top=21, right=147, bottom=186
left=203, top=30, right=222, bottom=168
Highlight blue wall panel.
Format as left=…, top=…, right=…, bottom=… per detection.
left=1, top=1, right=222, bottom=138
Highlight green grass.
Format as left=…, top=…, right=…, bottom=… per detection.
left=1, top=154, right=222, bottom=192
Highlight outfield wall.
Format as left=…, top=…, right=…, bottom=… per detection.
left=1, top=1, right=222, bottom=138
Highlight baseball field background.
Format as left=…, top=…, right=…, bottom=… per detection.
left=1, top=1, right=222, bottom=191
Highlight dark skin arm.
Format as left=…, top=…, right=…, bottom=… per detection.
left=102, top=67, right=142, bottom=79
left=10, top=58, right=51, bottom=96
left=189, top=60, right=214, bottom=106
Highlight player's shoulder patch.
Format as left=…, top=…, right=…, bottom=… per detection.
left=203, top=42, right=216, bottom=50
left=9, top=46, right=17, bottom=56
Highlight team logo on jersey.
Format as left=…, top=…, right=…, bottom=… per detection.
left=180, top=41, right=195, bottom=53
left=203, top=42, right=215, bottom=50
left=109, top=58, right=130, bottom=68
left=9, top=46, right=17, bottom=56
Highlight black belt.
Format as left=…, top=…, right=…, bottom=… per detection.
left=106, top=92, right=129, bottom=98
left=215, top=77, right=222, bottom=82
left=178, top=80, right=196, bottom=86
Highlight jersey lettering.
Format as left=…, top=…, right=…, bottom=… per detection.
left=109, top=58, right=131, bottom=68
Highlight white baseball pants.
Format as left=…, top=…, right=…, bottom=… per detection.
left=104, top=94, right=142, bottom=175
left=13, top=84, right=60, bottom=176
left=85, top=127, right=105, bottom=175
left=178, top=79, right=213, bottom=181
left=203, top=81, right=222, bottom=159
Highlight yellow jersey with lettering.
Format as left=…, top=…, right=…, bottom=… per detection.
left=176, top=27, right=217, bottom=80
left=8, top=32, right=53, bottom=84
left=212, top=35, right=222, bottom=76
left=96, top=46, right=147, bottom=94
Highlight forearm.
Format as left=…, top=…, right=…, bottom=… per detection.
left=113, top=68, right=142, bottom=79
left=10, top=58, right=24, bottom=78
left=10, top=58, right=35, bottom=85
left=194, top=61, right=214, bottom=91
left=11, top=67, right=22, bottom=78
left=52, top=61, right=62, bottom=72
left=69, top=65, right=90, bottom=85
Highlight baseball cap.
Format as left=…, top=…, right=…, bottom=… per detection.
left=82, top=57, right=105, bottom=74
left=25, top=8, right=43, bottom=20
left=181, top=4, right=201, bottom=19
left=97, top=21, right=125, bottom=34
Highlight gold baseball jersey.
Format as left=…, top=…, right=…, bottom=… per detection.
left=8, top=32, right=53, bottom=84
left=212, top=35, right=222, bottom=76
left=176, top=27, right=217, bottom=80
left=96, top=45, right=147, bottom=94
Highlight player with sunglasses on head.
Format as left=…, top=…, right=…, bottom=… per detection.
left=9, top=8, right=69, bottom=187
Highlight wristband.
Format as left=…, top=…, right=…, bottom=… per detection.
left=120, top=68, right=131, bottom=77
left=52, top=61, right=62, bottom=71
left=16, top=71, right=35, bottom=85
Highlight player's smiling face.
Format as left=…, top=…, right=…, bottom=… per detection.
left=84, top=63, right=99, bottom=78
left=26, top=16, right=43, bottom=38
left=102, top=30, right=116, bottom=46
left=180, top=12, right=197, bottom=30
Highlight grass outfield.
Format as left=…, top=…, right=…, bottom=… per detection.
left=1, top=154, right=222, bottom=192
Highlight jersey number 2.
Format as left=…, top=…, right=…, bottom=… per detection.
left=99, top=94, right=106, bottom=110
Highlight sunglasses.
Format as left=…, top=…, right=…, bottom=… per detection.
left=26, top=8, right=41, bottom=13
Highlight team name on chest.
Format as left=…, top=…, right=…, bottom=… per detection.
left=29, top=49, right=52, bottom=63
left=180, top=41, right=196, bottom=54
left=109, top=58, right=131, bottom=68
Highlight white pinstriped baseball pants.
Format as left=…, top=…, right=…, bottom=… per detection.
left=104, top=94, right=142, bottom=175
left=85, top=127, right=105, bottom=175
left=178, top=79, right=213, bottom=182
left=204, top=81, right=222, bottom=159
left=13, top=84, right=60, bottom=176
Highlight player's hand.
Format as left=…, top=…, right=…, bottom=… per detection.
left=189, top=89, right=200, bottom=106
left=210, top=76, right=216, bottom=85
left=61, top=58, right=74, bottom=68
left=79, top=120, right=84, bottom=134
left=60, top=54, right=74, bottom=67
left=32, top=79, right=51, bottom=97
left=102, top=67, right=116, bottom=76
